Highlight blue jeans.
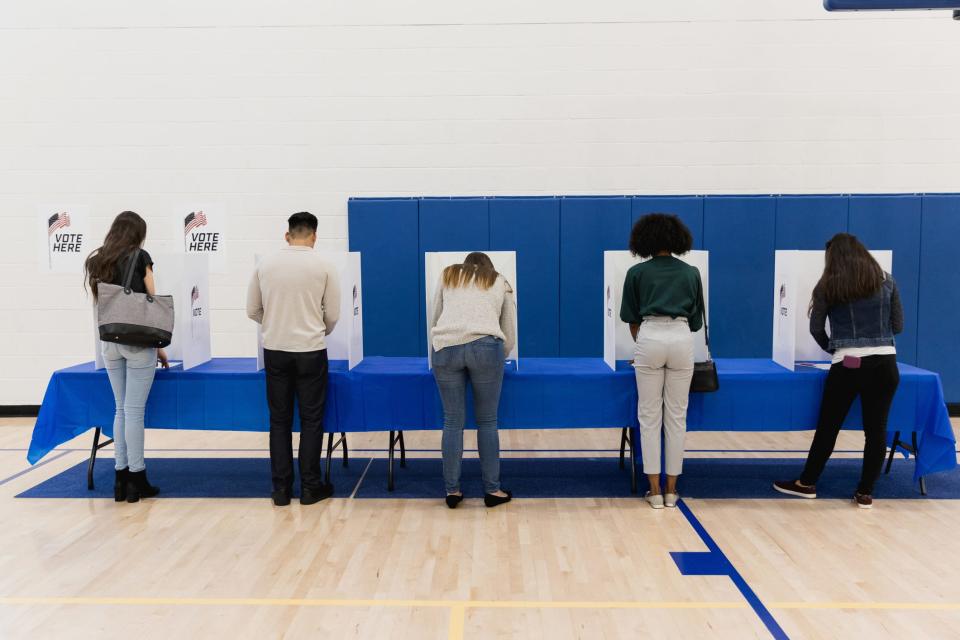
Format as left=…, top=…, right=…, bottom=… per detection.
left=102, top=342, right=157, bottom=472
left=432, top=336, right=505, bottom=494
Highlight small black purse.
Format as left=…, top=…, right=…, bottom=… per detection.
left=690, top=284, right=719, bottom=393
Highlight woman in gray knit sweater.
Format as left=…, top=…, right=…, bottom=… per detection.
left=429, top=252, right=517, bottom=509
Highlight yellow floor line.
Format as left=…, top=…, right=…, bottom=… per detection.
left=448, top=604, right=466, bottom=640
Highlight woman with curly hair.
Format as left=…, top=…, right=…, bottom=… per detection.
left=620, top=213, right=703, bottom=509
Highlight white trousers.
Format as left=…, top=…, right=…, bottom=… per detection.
left=633, top=317, right=695, bottom=475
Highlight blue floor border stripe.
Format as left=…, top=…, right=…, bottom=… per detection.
left=675, top=500, right=789, bottom=640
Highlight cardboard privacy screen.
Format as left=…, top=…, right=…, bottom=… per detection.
left=772, top=249, right=892, bottom=370
left=254, top=251, right=364, bottom=370
left=603, top=251, right=710, bottom=370
left=424, top=251, right=519, bottom=367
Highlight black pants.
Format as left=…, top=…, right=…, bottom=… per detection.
left=800, top=354, right=900, bottom=495
left=264, top=348, right=328, bottom=492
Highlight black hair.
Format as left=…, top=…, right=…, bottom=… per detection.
left=84, top=211, right=147, bottom=300
left=628, top=213, right=693, bottom=258
left=288, top=211, right=318, bottom=237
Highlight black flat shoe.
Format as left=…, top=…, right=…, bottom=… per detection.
left=445, top=494, right=464, bottom=509
left=300, top=483, right=334, bottom=505
left=484, top=489, right=512, bottom=508
left=114, top=468, right=129, bottom=502
left=271, top=489, right=292, bottom=506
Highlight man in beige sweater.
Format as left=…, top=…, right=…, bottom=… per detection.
left=246, top=212, right=341, bottom=506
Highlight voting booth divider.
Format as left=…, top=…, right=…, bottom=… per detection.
left=603, top=251, right=710, bottom=370
left=424, top=251, right=519, bottom=367
left=255, top=251, right=364, bottom=371
left=772, top=250, right=893, bottom=371
left=93, top=252, right=212, bottom=371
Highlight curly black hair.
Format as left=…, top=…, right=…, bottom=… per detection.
left=628, top=213, right=693, bottom=258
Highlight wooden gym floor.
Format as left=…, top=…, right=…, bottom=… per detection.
left=0, top=418, right=958, bottom=640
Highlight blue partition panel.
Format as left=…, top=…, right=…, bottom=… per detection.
left=848, top=195, right=922, bottom=365
left=347, top=198, right=421, bottom=356
left=490, top=197, right=561, bottom=357
left=703, top=196, right=777, bottom=357
left=918, top=195, right=960, bottom=401
left=775, top=196, right=849, bottom=249
left=418, top=198, right=490, bottom=354
left=632, top=196, right=705, bottom=249
left=559, top=197, right=632, bottom=356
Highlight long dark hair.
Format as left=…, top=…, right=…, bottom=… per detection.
left=442, top=251, right=499, bottom=289
left=84, top=211, right=147, bottom=300
left=810, top=233, right=884, bottom=312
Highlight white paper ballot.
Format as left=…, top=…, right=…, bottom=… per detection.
left=772, top=249, right=892, bottom=370
left=424, top=251, right=519, bottom=367
left=603, top=251, right=710, bottom=370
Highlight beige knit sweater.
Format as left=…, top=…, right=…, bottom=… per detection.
left=429, top=275, right=517, bottom=355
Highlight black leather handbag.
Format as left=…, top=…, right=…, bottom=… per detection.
left=690, top=284, right=719, bottom=393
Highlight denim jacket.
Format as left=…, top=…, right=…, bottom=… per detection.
left=809, top=272, right=904, bottom=353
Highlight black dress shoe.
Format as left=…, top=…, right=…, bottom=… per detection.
left=445, top=494, right=464, bottom=509
left=126, top=470, right=159, bottom=503
left=300, top=483, right=334, bottom=505
left=484, top=489, right=513, bottom=508
left=271, top=489, right=292, bottom=506
left=114, top=468, right=129, bottom=502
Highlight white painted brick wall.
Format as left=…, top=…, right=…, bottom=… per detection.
left=1, top=1, right=958, bottom=403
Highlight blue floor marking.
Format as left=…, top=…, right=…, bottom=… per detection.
left=675, top=499, right=790, bottom=640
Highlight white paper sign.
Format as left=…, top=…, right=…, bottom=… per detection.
left=424, top=251, right=519, bottom=367
left=255, top=251, right=364, bottom=370
left=603, top=251, right=710, bottom=370
left=37, top=205, right=91, bottom=273
left=176, top=203, right=228, bottom=273
left=153, top=252, right=212, bottom=370
left=772, top=249, right=893, bottom=370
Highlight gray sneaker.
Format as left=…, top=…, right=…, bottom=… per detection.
left=645, top=492, right=665, bottom=509
left=664, top=493, right=679, bottom=508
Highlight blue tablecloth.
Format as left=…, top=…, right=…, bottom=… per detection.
left=28, top=357, right=956, bottom=480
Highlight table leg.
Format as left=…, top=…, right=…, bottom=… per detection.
left=912, top=431, right=926, bottom=496
left=629, top=427, right=637, bottom=494
left=341, top=432, right=349, bottom=467
left=86, top=427, right=115, bottom=491
left=387, top=430, right=396, bottom=492
left=398, top=430, right=406, bottom=468
left=324, top=432, right=350, bottom=485
left=619, top=427, right=627, bottom=469
left=885, top=431, right=901, bottom=474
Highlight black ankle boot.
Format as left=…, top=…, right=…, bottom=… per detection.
left=114, top=468, right=128, bottom=502
left=126, top=470, right=159, bottom=503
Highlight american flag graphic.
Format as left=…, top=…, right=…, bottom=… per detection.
left=191, top=285, right=200, bottom=304
left=184, top=211, right=208, bottom=235
left=47, top=212, right=71, bottom=236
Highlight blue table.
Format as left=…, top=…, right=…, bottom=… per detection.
left=28, top=358, right=956, bottom=491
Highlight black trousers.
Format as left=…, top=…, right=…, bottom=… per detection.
left=263, top=348, right=328, bottom=492
left=800, top=354, right=900, bottom=494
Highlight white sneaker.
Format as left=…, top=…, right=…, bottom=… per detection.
left=664, top=493, right=679, bottom=508
left=645, top=492, right=664, bottom=509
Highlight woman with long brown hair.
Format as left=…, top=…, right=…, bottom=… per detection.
left=429, top=252, right=517, bottom=508
left=85, top=211, right=168, bottom=503
left=775, top=233, right=903, bottom=508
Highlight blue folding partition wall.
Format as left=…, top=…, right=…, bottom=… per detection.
left=348, top=193, right=960, bottom=402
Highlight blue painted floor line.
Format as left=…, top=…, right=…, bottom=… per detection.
left=675, top=500, right=790, bottom=640
left=0, top=450, right=73, bottom=487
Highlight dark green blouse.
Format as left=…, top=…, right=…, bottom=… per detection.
left=619, top=256, right=703, bottom=331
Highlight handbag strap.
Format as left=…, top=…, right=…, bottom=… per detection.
left=697, top=277, right=710, bottom=349
left=121, top=249, right=141, bottom=292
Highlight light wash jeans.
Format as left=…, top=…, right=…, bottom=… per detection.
left=633, top=317, right=695, bottom=476
left=432, top=336, right=505, bottom=494
left=102, top=342, right=157, bottom=472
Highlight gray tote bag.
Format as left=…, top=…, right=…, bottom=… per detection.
left=97, top=249, right=174, bottom=347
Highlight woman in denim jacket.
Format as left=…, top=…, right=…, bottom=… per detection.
left=775, top=233, right=903, bottom=508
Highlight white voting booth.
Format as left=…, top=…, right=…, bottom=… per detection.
left=772, top=249, right=893, bottom=370
left=603, top=251, right=710, bottom=370
left=424, top=251, right=519, bottom=367
left=94, top=252, right=212, bottom=370
left=255, top=251, right=364, bottom=370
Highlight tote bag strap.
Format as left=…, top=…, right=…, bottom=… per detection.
left=697, top=277, right=711, bottom=351
left=121, top=249, right=142, bottom=293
